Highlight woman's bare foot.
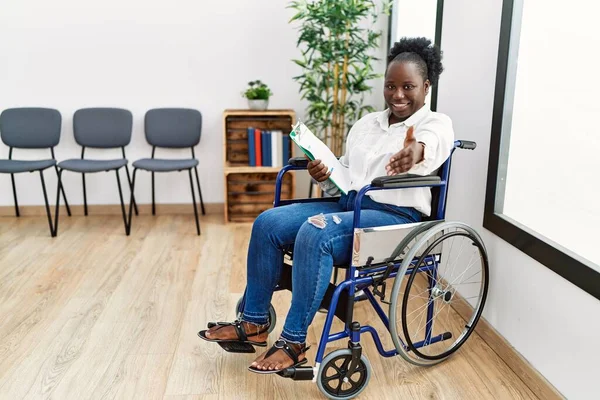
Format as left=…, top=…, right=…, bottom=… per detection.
left=205, top=321, right=269, bottom=342
left=250, top=341, right=307, bottom=371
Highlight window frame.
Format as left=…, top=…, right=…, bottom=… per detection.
left=484, top=0, right=600, bottom=300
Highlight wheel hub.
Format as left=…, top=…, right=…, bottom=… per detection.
left=432, top=285, right=453, bottom=303
left=443, top=290, right=453, bottom=303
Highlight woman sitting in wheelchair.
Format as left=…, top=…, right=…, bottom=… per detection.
left=199, top=37, right=454, bottom=374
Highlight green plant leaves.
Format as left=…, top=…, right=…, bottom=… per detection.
left=243, top=81, right=273, bottom=100
left=289, top=0, right=387, bottom=153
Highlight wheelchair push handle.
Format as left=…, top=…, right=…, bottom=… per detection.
left=455, top=140, right=477, bottom=150
left=288, top=157, right=309, bottom=168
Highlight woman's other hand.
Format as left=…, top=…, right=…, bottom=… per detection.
left=307, top=156, right=331, bottom=182
left=385, top=126, right=425, bottom=175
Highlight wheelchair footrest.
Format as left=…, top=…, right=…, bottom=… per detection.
left=277, top=366, right=314, bottom=380
left=218, top=341, right=256, bottom=353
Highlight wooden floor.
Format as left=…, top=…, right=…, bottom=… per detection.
left=0, top=214, right=540, bottom=400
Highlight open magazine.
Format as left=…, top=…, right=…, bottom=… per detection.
left=289, top=121, right=351, bottom=194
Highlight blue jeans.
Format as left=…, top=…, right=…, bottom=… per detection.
left=242, top=191, right=421, bottom=343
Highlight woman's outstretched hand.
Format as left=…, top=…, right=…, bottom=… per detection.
left=385, top=126, right=424, bottom=175
left=307, top=155, right=331, bottom=182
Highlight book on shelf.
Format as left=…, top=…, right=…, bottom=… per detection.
left=246, top=127, right=289, bottom=168
left=271, top=130, right=281, bottom=168
left=254, top=128, right=262, bottom=166
left=290, top=121, right=350, bottom=194
left=281, top=134, right=290, bottom=167
left=247, top=127, right=256, bottom=166
left=261, top=130, right=271, bottom=167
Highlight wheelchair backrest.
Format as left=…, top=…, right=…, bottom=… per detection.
left=427, top=146, right=456, bottom=221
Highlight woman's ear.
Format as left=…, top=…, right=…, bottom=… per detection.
left=424, top=79, right=431, bottom=95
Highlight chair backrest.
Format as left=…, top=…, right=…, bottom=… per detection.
left=0, top=107, right=62, bottom=149
left=73, top=108, right=133, bottom=148
left=144, top=108, right=202, bottom=149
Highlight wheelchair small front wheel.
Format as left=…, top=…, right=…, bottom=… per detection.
left=235, top=297, right=276, bottom=334
left=317, top=349, right=372, bottom=400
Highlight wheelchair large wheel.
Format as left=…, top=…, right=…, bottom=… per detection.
left=235, top=297, right=277, bottom=334
left=316, top=349, right=372, bottom=400
left=389, top=221, right=489, bottom=366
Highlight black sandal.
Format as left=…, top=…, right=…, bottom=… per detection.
left=198, top=320, right=269, bottom=353
left=248, top=338, right=310, bottom=374
left=206, top=321, right=230, bottom=329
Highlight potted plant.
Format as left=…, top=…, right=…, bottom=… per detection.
left=289, top=0, right=391, bottom=156
left=242, top=80, right=273, bottom=110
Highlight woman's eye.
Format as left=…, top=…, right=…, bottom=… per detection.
left=386, top=85, right=395, bottom=90
left=404, top=85, right=414, bottom=90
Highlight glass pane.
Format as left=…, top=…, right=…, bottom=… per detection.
left=498, top=0, right=600, bottom=269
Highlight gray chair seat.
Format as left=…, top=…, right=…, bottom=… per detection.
left=0, top=159, right=56, bottom=173
left=133, top=158, right=198, bottom=172
left=58, top=158, right=127, bottom=173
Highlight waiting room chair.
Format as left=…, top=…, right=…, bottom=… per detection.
left=127, top=108, right=205, bottom=236
left=54, top=107, right=137, bottom=235
left=0, top=107, right=71, bottom=236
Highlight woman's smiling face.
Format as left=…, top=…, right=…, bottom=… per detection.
left=384, top=61, right=430, bottom=124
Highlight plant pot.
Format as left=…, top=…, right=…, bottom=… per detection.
left=248, top=99, right=269, bottom=110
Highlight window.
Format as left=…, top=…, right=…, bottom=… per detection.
left=388, top=0, right=444, bottom=110
left=485, top=0, right=600, bottom=300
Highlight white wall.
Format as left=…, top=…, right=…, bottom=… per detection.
left=438, top=1, right=600, bottom=398
left=0, top=0, right=388, bottom=207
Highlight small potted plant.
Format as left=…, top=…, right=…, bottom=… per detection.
left=242, top=80, right=272, bottom=110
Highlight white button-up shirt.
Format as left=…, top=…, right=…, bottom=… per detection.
left=319, top=105, right=455, bottom=216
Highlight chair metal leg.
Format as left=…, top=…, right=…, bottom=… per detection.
left=188, top=169, right=200, bottom=235
left=151, top=172, right=156, bottom=215
left=82, top=173, right=88, bottom=216
left=193, top=166, right=206, bottom=215
left=10, top=173, right=19, bottom=217
left=126, top=168, right=138, bottom=236
left=55, top=165, right=71, bottom=216
left=115, top=169, right=129, bottom=235
left=54, top=169, right=64, bottom=236
left=125, top=165, right=139, bottom=216
left=39, top=170, right=55, bottom=237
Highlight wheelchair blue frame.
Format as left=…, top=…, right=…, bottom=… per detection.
left=243, top=141, right=467, bottom=369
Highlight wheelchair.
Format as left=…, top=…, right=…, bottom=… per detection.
left=234, top=140, right=489, bottom=399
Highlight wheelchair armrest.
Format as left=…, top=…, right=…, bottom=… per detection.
left=287, top=157, right=309, bottom=168
left=370, top=174, right=442, bottom=188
